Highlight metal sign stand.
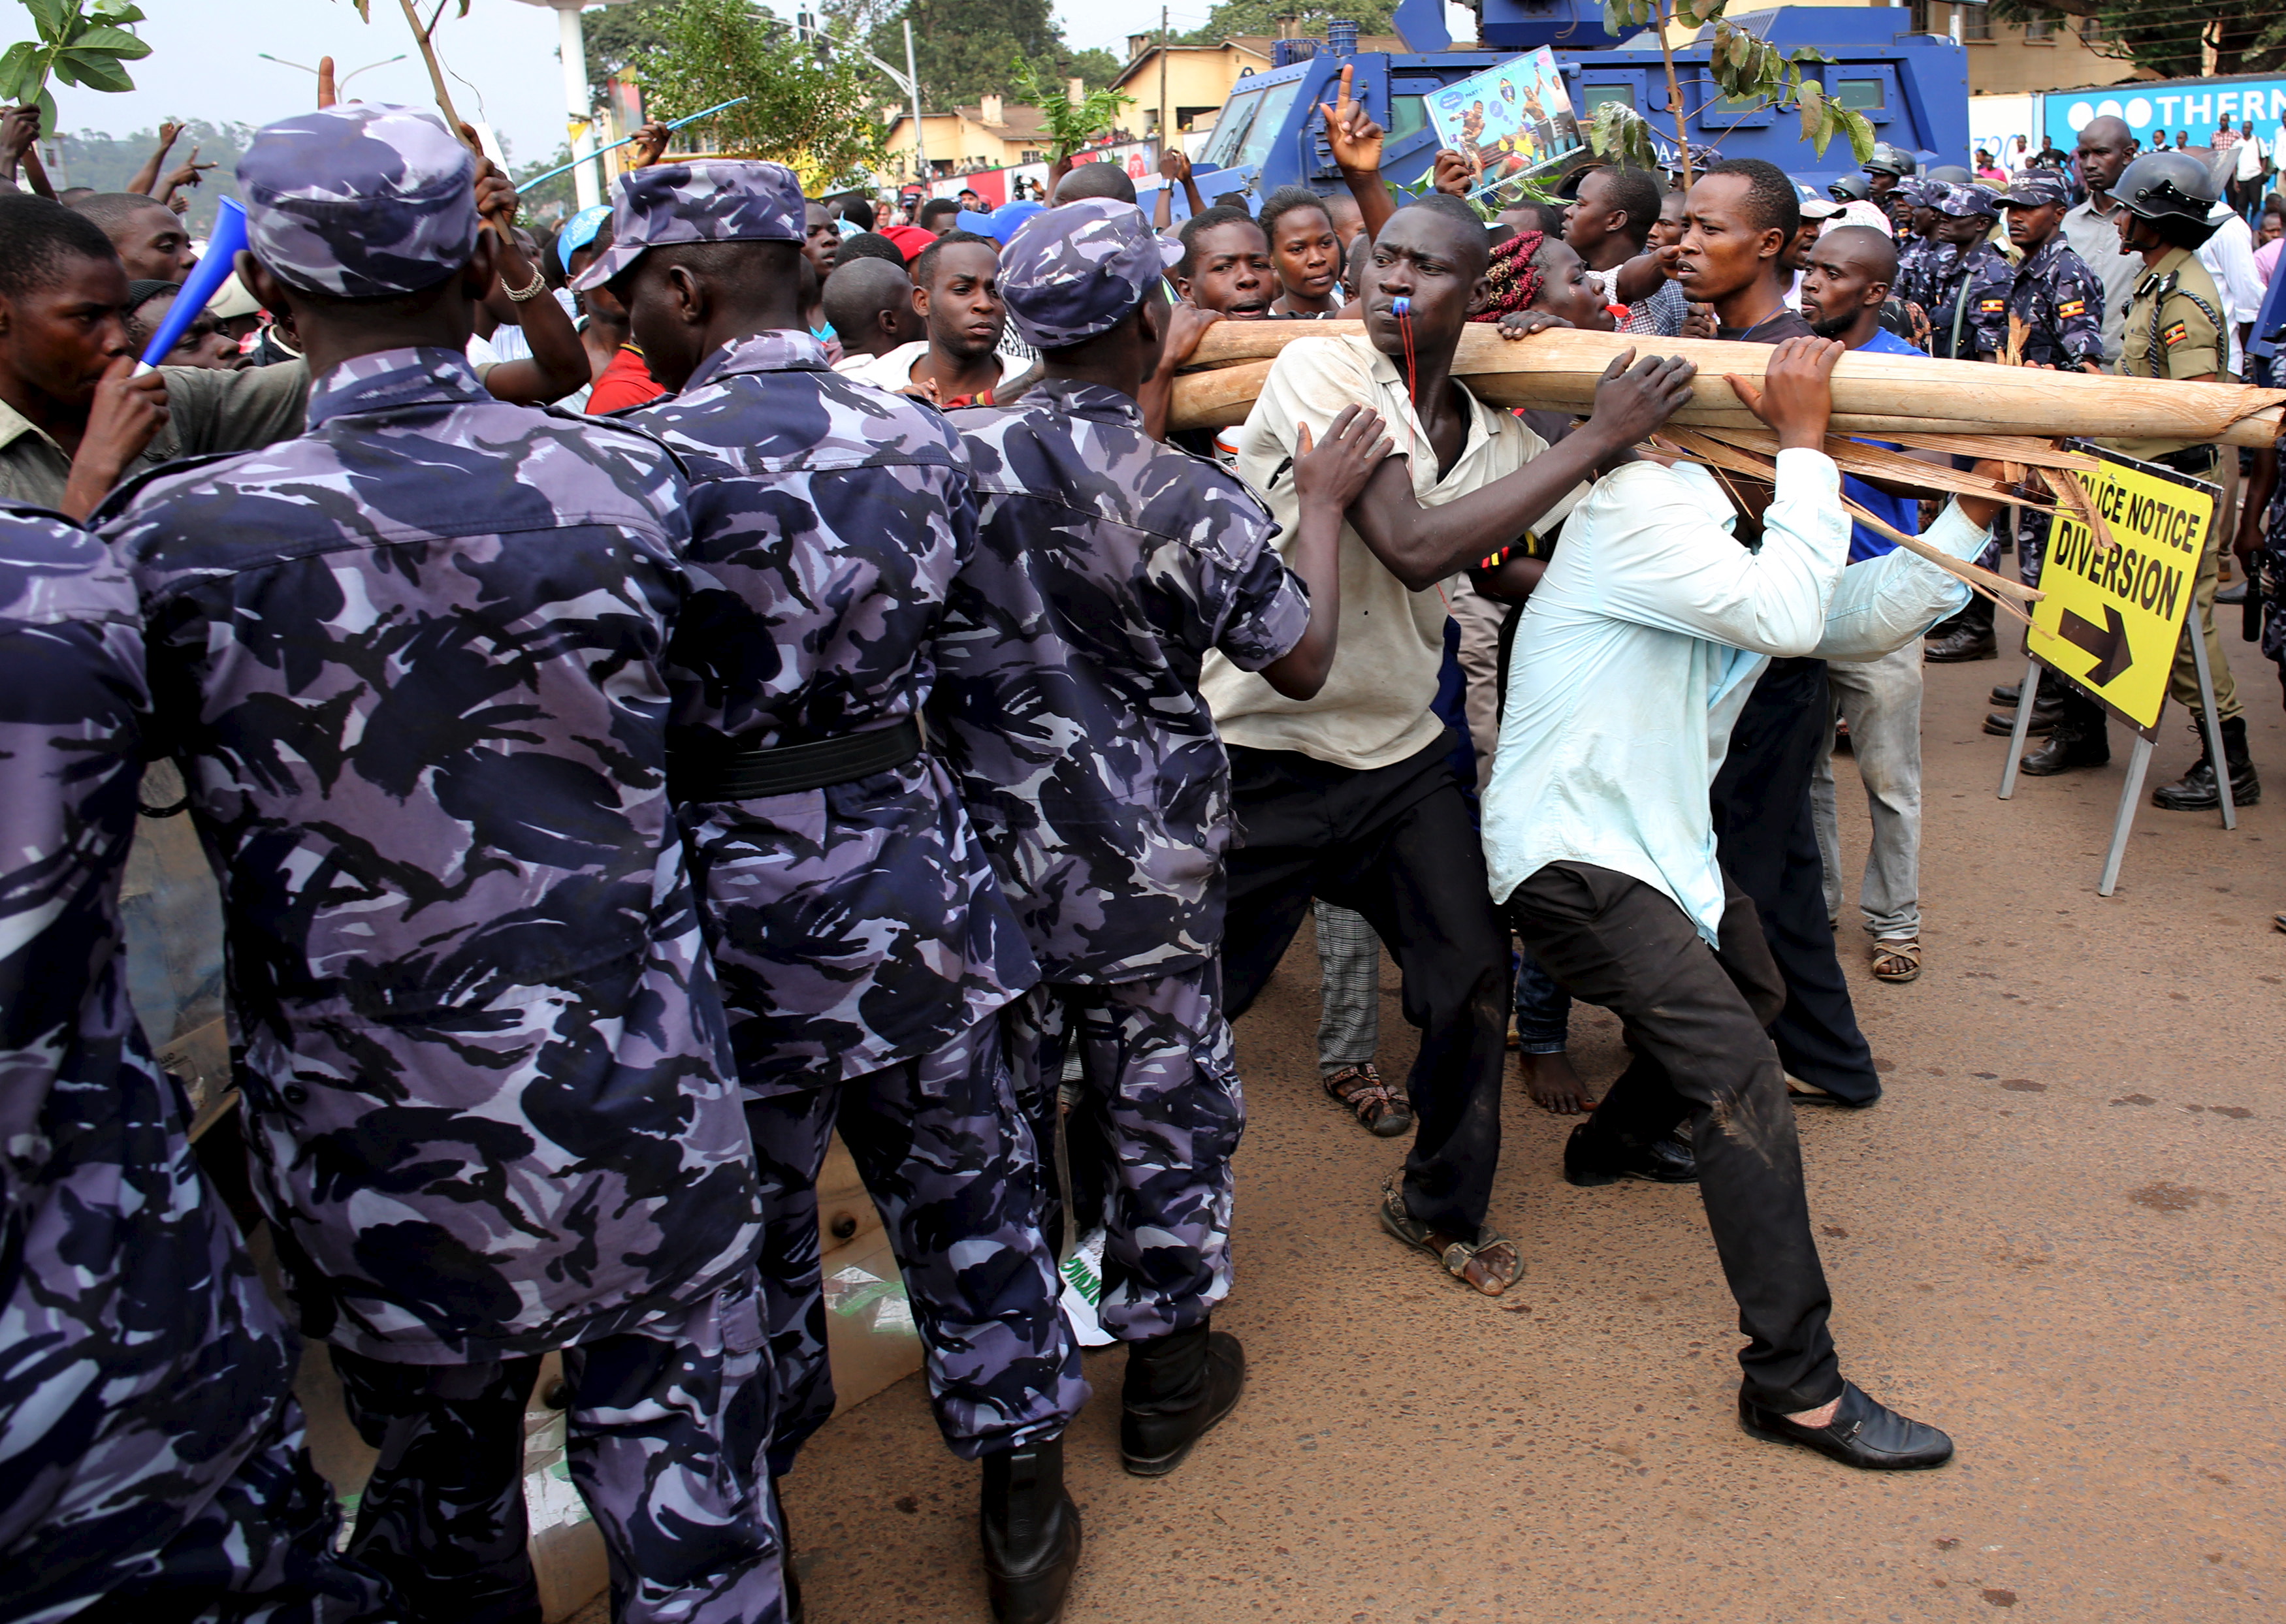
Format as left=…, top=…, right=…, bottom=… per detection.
left=1997, top=616, right=2231, bottom=896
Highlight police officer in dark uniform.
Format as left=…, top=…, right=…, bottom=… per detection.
left=2027, top=150, right=2256, bottom=804
left=1921, top=182, right=2020, bottom=663
left=1981, top=168, right=2112, bottom=735
left=1863, top=140, right=1916, bottom=232
left=101, top=105, right=781, bottom=1624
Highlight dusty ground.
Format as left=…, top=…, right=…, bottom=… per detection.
left=772, top=635, right=2286, bottom=1623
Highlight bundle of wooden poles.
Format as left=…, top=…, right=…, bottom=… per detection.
left=1168, top=322, right=2286, bottom=625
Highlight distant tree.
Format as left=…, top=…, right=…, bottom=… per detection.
left=583, top=0, right=676, bottom=110
left=49, top=118, right=250, bottom=233
left=828, top=0, right=1118, bottom=113
left=1176, top=0, right=1400, bottom=45
left=1988, top=0, right=2286, bottom=80
left=629, top=0, right=887, bottom=192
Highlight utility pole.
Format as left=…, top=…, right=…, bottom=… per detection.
left=905, top=19, right=928, bottom=189
left=1159, top=7, right=1169, bottom=151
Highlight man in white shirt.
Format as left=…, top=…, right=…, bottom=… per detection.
left=2198, top=198, right=2262, bottom=376
left=1203, top=196, right=1691, bottom=1296
left=1487, top=336, right=1986, bottom=1470
left=2061, top=116, right=2149, bottom=366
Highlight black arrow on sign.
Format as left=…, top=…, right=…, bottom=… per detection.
left=2059, top=603, right=2132, bottom=685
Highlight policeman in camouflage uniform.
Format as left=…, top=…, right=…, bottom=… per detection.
left=1992, top=169, right=2106, bottom=626
left=0, top=503, right=389, bottom=1623
left=1918, top=182, right=2020, bottom=663
left=1921, top=182, right=2015, bottom=362
left=929, top=199, right=1332, bottom=1496
left=577, top=162, right=1083, bottom=1624
left=97, top=106, right=779, bottom=1624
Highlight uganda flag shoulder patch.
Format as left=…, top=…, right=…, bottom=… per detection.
left=2162, top=320, right=2191, bottom=348
left=1978, top=298, right=2008, bottom=313
left=2057, top=299, right=2085, bottom=318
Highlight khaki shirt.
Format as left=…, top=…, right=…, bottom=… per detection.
left=2105, top=247, right=2222, bottom=461
left=1202, top=332, right=1585, bottom=772
left=0, top=359, right=310, bottom=511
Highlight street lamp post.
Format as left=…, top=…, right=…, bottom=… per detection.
left=508, top=0, right=637, bottom=210
left=258, top=52, right=409, bottom=94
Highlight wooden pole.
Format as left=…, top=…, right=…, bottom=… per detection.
left=1166, top=323, right=2286, bottom=447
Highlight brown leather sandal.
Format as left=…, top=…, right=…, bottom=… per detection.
left=1871, top=936, right=1922, bottom=983
left=1324, top=1062, right=1413, bottom=1138
left=1377, top=1172, right=1522, bottom=1296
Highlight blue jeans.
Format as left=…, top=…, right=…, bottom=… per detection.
left=1513, top=943, right=1571, bottom=1055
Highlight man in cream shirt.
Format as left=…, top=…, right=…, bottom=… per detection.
left=1201, top=195, right=1688, bottom=1296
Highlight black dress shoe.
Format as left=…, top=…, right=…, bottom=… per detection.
left=1925, top=625, right=1998, bottom=662
left=1988, top=682, right=2021, bottom=706
left=1562, top=1121, right=1698, bottom=1186
left=1738, top=1381, right=1954, bottom=1471
left=1120, top=1324, right=1245, bottom=1477
left=980, top=1437, right=1082, bottom=1624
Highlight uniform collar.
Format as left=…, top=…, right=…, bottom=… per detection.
left=685, top=328, right=831, bottom=394
left=2134, top=246, right=2195, bottom=295
left=1030, top=376, right=1144, bottom=428
left=306, top=345, right=491, bottom=428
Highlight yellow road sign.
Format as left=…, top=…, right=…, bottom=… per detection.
left=2024, top=444, right=2217, bottom=733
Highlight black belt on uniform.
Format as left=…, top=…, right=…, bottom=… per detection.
left=668, top=716, right=924, bottom=801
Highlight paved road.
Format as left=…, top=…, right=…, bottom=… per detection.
left=778, top=635, right=2285, bottom=1622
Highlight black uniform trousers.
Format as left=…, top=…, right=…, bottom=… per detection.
left=1711, top=657, right=1882, bottom=1104
left=1219, top=735, right=1511, bottom=1244
left=1509, top=861, right=1843, bottom=1414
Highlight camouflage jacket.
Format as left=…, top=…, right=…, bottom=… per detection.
left=1924, top=240, right=2016, bottom=360
left=0, top=504, right=293, bottom=1616
left=934, top=379, right=1309, bottom=983
left=100, top=348, right=761, bottom=1364
left=626, top=330, right=1035, bottom=1092
left=2006, top=233, right=2108, bottom=370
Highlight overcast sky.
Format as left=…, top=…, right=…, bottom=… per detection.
left=10, top=0, right=1462, bottom=167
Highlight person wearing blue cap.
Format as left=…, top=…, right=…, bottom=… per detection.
left=586, top=158, right=1085, bottom=1624
left=98, top=103, right=781, bottom=1624
left=930, top=195, right=1382, bottom=1499
left=1920, top=181, right=2016, bottom=365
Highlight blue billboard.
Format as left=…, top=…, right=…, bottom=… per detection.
left=2043, top=76, right=2286, bottom=154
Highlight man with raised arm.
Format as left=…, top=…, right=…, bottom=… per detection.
left=1204, top=193, right=1693, bottom=1295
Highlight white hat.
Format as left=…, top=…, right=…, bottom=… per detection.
left=205, top=272, right=263, bottom=323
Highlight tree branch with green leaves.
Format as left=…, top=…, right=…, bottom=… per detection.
left=0, top=0, right=151, bottom=135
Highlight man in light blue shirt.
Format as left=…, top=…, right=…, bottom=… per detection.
left=1482, top=336, right=2000, bottom=1471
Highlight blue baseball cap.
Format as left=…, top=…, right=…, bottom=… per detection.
left=955, top=200, right=1045, bottom=244
left=556, top=204, right=611, bottom=273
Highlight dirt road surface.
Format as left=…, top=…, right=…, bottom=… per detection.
left=776, top=641, right=2286, bottom=1623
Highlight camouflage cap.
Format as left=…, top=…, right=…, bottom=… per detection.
left=996, top=198, right=1182, bottom=349
left=1931, top=181, right=1999, bottom=218
left=1993, top=170, right=2071, bottom=210
left=571, top=161, right=805, bottom=291
left=237, top=104, right=478, bottom=298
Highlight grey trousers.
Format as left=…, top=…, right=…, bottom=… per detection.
left=1811, top=641, right=1925, bottom=942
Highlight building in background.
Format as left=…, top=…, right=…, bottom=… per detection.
left=882, top=95, right=1051, bottom=184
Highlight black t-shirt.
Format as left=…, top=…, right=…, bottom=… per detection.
left=1716, top=308, right=1816, bottom=344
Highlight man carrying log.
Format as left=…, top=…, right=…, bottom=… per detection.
left=1200, top=194, right=1690, bottom=1294
left=1672, top=158, right=1890, bottom=1110
left=1481, top=333, right=1982, bottom=1469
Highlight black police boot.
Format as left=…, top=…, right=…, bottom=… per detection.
left=1119, top=1322, right=1245, bottom=1477
left=1984, top=693, right=2063, bottom=736
left=1925, top=596, right=1997, bottom=662
left=1988, top=681, right=2021, bottom=706
left=2153, top=716, right=2262, bottom=810
left=2020, top=694, right=2110, bottom=775
left=979, top=1436, right=1081, bottom=1624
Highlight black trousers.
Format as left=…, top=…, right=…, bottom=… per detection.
left=1711, top=657, right=1881, bottom=1104
left=1221, top=736, right=1511, bottom=1243
left=1509, top=861, right=1843, bottom=1413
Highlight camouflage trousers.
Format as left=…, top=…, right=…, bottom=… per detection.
left=63, top=1398, right=389, bottom=1624
left=744, top=1013, right=1085, bottom=1478
left=331, top=1265, right=780, bottom=1624
left=1008, top=964, right=1244, bottom=1343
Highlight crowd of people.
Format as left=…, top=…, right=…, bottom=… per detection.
left=0, top=69, right=2278, bottom=1624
